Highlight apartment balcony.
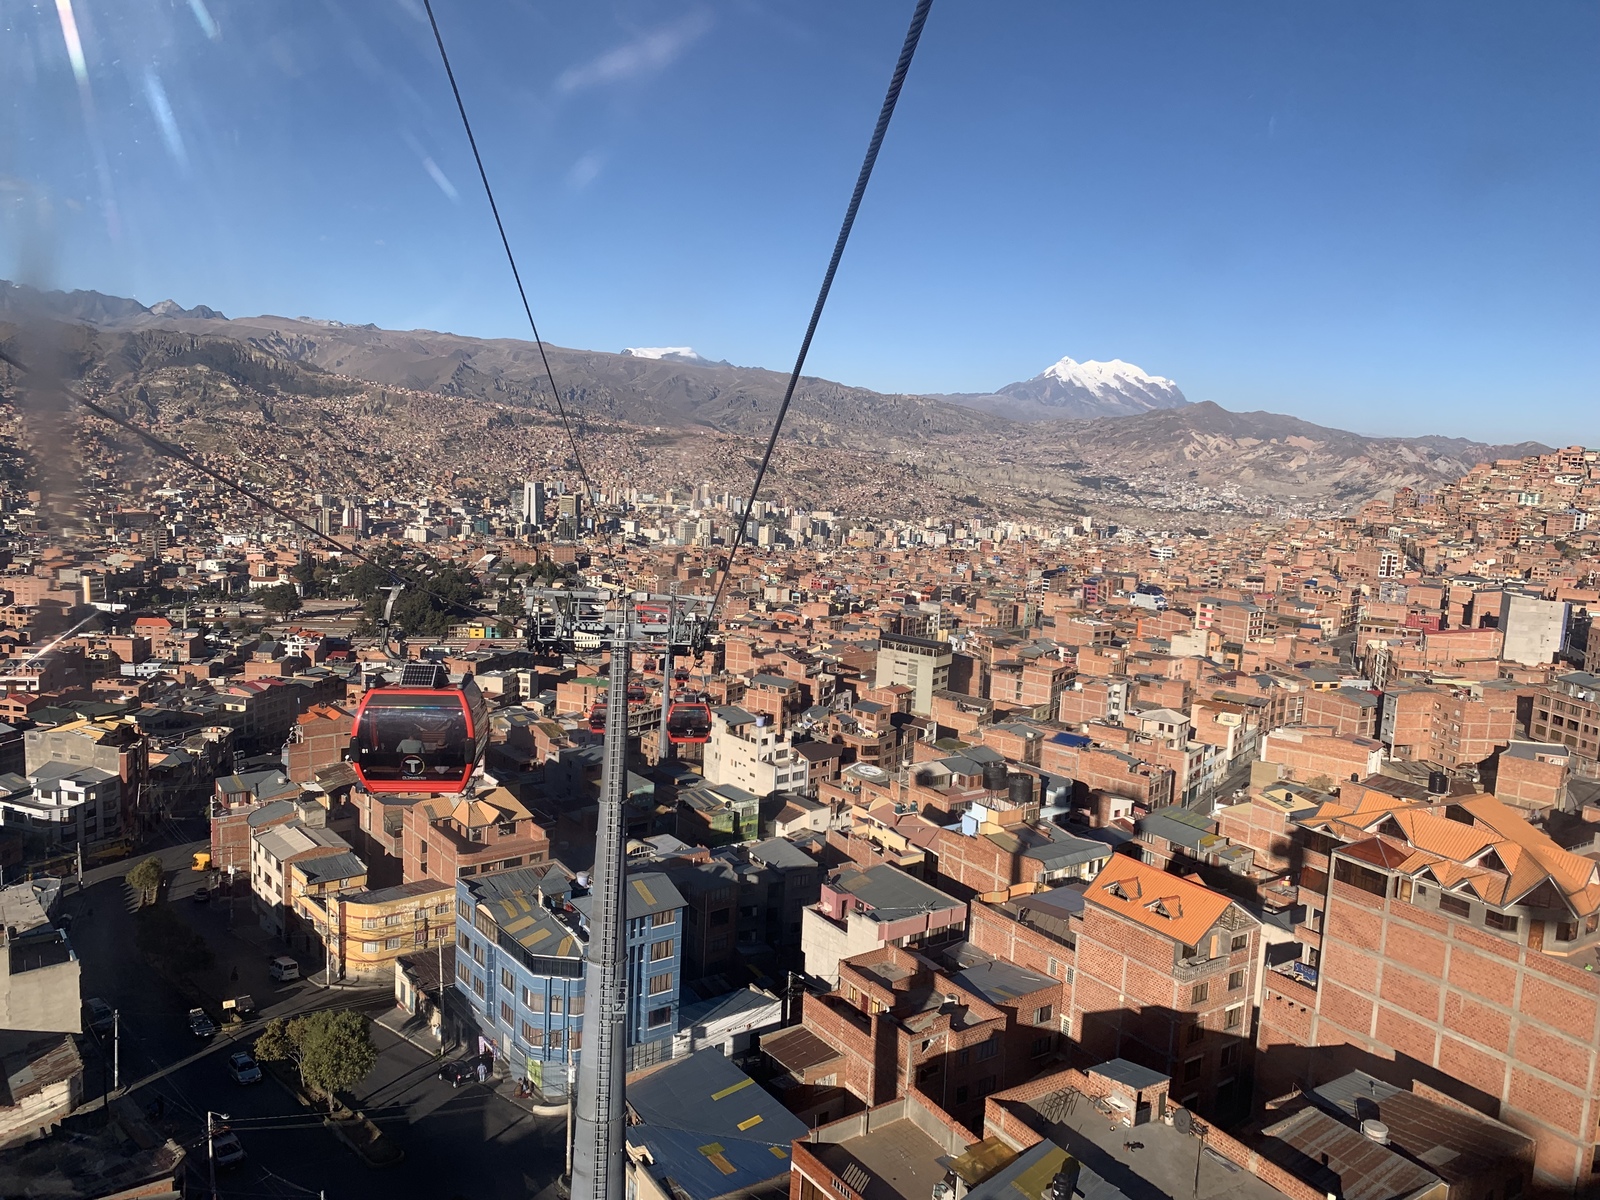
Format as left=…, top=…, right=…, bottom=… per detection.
left=1171, top=954, right=1230, bottom=982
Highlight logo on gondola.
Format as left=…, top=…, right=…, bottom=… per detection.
left=402, top=755, right=426, bottom=777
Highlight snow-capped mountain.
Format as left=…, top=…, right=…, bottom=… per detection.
left=992, top=355, right=1189, bottom=419
left=622, top=346, right=715, bottom=366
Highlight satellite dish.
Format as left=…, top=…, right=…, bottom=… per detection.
left=1173, top=1109, right=1194, bottom=1134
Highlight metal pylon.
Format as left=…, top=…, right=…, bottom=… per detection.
left=571, top=619, right=632, bottom=1200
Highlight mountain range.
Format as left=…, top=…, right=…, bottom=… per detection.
left=0, top=280, right=1552, bottom=518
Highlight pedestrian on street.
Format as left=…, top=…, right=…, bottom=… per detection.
left=230, top=966, right=239, bottom=983
left=477, top=1060, right=488, bottom=1084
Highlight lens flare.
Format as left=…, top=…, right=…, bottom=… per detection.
left=52, top=0, right=87, bottom=85
left=143, top=70, right=190, bottom=171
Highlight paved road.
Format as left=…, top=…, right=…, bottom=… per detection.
left=69, top=825, right=568, bottom=1199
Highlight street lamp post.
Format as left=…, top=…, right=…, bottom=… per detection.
left=206, top=1110, right=230, bottom=1200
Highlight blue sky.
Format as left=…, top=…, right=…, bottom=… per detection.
left=3, top=0, right=1596, bottom=444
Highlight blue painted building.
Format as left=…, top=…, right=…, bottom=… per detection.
left=453, top=863, right=685, bottom=1093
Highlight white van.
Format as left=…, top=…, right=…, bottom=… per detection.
left=268, top=956, right=300, bottom=982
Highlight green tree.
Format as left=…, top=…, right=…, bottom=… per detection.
left=290, top=555, right=324, bottom=599
left=256, top=1010, right=377, bottom=1109
left=257, top=582, right=303, bottom=619
left=126, top=856, right=164, bottom=907
left=253, top=1017, right=299, bottom=1074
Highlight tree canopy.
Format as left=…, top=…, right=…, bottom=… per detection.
left=256, top=582, right=303, bottom=618
left=126, top=856, right=164, bottom=906
left=335, top=554, right=483, bottom=637
left=254, top=1009, right=378, bottom=1109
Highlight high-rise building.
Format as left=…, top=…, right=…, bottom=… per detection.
left=875, top=632, right=952, bottom=717
left=521, top=480, right=546, bottom=527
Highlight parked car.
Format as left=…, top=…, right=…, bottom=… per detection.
left=190, top=886, right=211, bottom=904
left=84, top=997, right=114, bottom=1035
left=210, top=1131, right=246, bottom=1168
left=268, top=956, right=300, bottom=982
left=188, top=1007, right=217, bottom=1039
left=439, top=1059, right=479, bottom=1088
left=227, top=1051, right=262, bottom=1085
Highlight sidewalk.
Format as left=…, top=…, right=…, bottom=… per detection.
left=491, top=1074, right=567, bottom=1119
left=375, top=1005, right=442, bottom=1056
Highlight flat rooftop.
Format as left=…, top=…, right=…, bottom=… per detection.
left=1017, top=1086, right=1286, bottom=1200
left=808, top=1119, right=950, bottom=1200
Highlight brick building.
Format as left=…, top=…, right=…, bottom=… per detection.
left=1069, top=856, right=1261, bottom=1118
left=1038, top=736, right=1175, bottom=811
left=768, top=944, right=1024, bottom=1132
left=284, top=703, right=353, bottom=784
left=400, top=787, right=550, bottom=885
left=1260, top=727, right=1385, bottom=786
left=1257, top=791, right=1600, bottom=1192
left=1528, top=671, right=1600, bottom=761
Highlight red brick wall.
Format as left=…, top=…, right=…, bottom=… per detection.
left=1264, top=874, right=1600, bottom=1191
left=969, top=903, right=1075, bottom=988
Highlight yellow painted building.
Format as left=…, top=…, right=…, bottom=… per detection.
left=297, top=879, right=454, bottom=982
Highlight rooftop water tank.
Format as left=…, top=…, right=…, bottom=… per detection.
left=1008, top=772, right=1035, bottom=809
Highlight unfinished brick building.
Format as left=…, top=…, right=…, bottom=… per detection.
left=1068, top=856, right=1261, bottom=1118
left=1258, top=790, right=1600, bottom=1192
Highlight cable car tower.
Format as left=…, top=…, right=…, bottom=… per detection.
left=525, top=587, right=711, bottom=1200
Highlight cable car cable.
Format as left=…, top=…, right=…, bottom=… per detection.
left=421, top=0, right=596, bottom=503
left=707, top=0, right=934, bottom=623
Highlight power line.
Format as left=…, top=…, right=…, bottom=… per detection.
left=421, top=0, right=596, bottom=502
left=709, top=0, right=934, bottom=621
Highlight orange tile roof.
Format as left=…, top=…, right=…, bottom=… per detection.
left=1086, top=856, right=1235, bottom=947
left=1337, top=791, right=1600, bottom=918
left=1381, top=809, right=1496, bottom=863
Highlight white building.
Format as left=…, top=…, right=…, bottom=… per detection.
left=250, top=818, right=351, bottom=936
left=3, top=764, right=122, bottom=849
left=702, top=708, right=809, bottom=797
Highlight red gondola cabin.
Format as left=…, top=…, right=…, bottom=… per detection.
left=349, top=663, right=489, bottom=795
left=666, top=699, right=712, bottom=745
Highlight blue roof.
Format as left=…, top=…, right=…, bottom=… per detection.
left=626, top=1125, right=793, bottom=1200
left=1050, top=731, right=1092, bottom=748
left=626, top=1049, right=806, bottom=1200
